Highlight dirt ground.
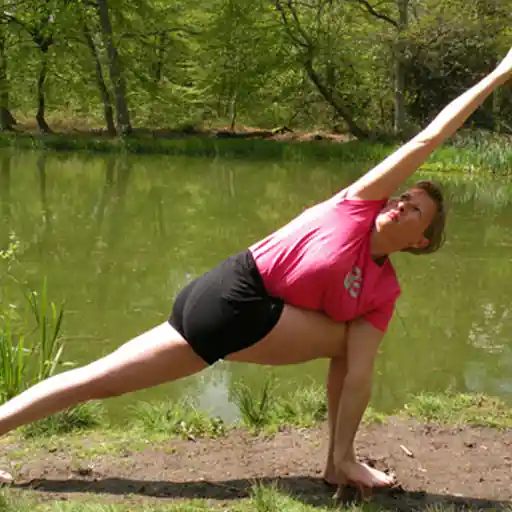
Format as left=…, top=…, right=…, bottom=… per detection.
left=2, top=419, right=512, bottom=510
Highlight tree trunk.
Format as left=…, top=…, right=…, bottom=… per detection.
left=393, top=0, right=409, bottom=136
left=36, top=54, right=51, bottom=133
left=83, top=21, right=116, bottom=136
left=0, top=30, right=15, bottom=131
left=96, top=0, right=132, bottom=136
left=154, top=32, right=166, bottom=83
left=229, top=92, right=237, bottom=131
left=303, top=54, right=369, bottom=139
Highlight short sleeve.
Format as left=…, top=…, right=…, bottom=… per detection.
left=364, top=299, right=396, bottom=332
left=324, top=191, right=388, bottom=234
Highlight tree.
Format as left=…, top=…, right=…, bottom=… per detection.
left=349, top=0, right=410, bottom=135
left=2, top=0, right=59, bottom=132
left=96, top=0, right=132, bottom=135
left=273, top=0, right=371, bottom=138
left=0, top=21, right=16, bottom=130
left=201, top=0, right=290, bottom=130
left=80, top=9, right=116, bottom=135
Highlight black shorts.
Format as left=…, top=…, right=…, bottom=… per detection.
left=168, top=250, right=284, bottom=365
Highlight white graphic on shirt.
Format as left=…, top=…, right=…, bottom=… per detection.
left=344, top=266, right=362, bottom=299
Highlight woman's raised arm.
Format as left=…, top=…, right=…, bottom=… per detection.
left=347, top=48, right=512, bottom=201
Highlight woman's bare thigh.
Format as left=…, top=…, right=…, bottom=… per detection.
left=226, top=305, right=348, bottom=365
left=87, top=322, right=208, bottom=397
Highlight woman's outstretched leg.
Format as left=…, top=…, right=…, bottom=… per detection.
left=0, top=322, right=207, bottom=437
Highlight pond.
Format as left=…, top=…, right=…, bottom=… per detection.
left=1, top=147, right=512, bottom=423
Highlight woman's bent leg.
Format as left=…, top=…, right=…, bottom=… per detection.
left=0, top=322, right=207, bottom=436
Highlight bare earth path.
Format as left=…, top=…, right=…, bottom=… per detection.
left=2, top=419, right=512, bottom=510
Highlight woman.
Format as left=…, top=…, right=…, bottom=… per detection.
left=0, top=49, right=511, bottom=489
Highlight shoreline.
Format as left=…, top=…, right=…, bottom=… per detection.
left=0, top=391, right=510, bottom=511
left=0, top=129, right=510, bottom=176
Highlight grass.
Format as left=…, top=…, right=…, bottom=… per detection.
left=0, top=386, right=507, bottom=470
left=131, top=400, right=226, bottom=439
left=233, top=378, right=276, bottom=431
left=403, top=392, right=512, bottom=428
left=0, top=388, right=510, bottom=511
left=273, top=384, right=328, bottom=428
left=0, top=277, right=66, bottom=401
left=0, top=131, right=391, bottom=162
left=1, top=484, right=510, bottom=512
left=0, top=276, right=102, bottom=438
left=0, top=319, right=28, bottom=403
left=21, top=402, right=105, bottom=438
left=5, top=384, right=508, bottom=451
left=0, top=130, right=510, bottom=173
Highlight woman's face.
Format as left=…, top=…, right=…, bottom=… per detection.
left=375, top=188, right=438, bottom=252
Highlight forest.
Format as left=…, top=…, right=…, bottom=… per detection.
left=0, top=0, right=510, bottom=138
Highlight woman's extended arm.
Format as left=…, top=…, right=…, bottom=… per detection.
left=332, top=319, right=391, bottom=488
left=347, top=48, right=512, bottom=201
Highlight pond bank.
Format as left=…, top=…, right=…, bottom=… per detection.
left=0, top=392, right=511, bottom=511
left=0, top=129, right=511, bottom=175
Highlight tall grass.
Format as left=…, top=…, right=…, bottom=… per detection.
left=0, top=271, right=101, bottom=436
left=274, top=382, right=327, bottom=427
left=0, top=279, right=67, bottom=400
left=233, top=377, right=276, bottom=430
left=132, top=400, right=225, bottom=439
left=21, top=401, right=104, bottom=438
left=0, top=320, right=28, bottom=402
left=24, top=278, right=65, bottom=383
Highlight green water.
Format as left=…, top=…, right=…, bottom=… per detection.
left=1, top=148, right=512, bottom=423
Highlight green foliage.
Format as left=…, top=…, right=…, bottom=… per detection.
left=362, top=406, right=388, bottom=425
left=132, top=400, right=226, bottom=438
left=0, top=232, right=20, bottom=272
left=0, top=489, right=27, bottom=512
left=0, top=320, right=28, bottom=402
left=273, top=382, right=327, bottom=427
left=232, top=377, right=276, bottom=430
left=403, top=392, right=512, bottom=428
left=0, top=241, right=102, bottom=437
left=248, top=482, right=290, bottom=512
left=403, top=0, right=511, bottom=128
left=0, top=0, right=510, bottom=135
left=21, top=402, right=104, bottom=438
left=24, top=278, right=65, bottom=383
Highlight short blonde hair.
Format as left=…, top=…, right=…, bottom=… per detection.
left=403, top=180, right=446, bottom=255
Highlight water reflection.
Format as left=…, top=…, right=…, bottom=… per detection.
left=0, top=149, right=511, bottom=422
left=196, top=363, right=240, bottom=423
left=0, top=153, right=11, bottom=224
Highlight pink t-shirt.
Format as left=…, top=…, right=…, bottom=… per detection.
left=249, top=191, right=401, bottom=332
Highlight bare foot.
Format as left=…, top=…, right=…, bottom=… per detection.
left=340, top=461, right=394, bottom=488
left=323, top=466, right=337, bottom=486
left=0, top=469, right=13, bottom=483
